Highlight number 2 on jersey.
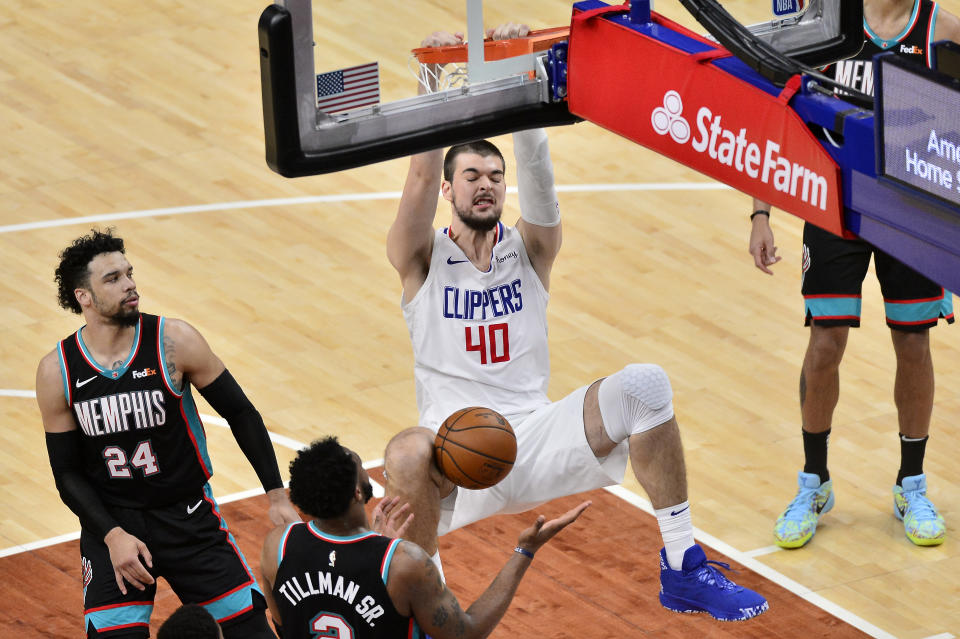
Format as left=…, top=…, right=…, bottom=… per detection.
left=465, top=323, right=510, bottom=365
left=103, top=440, right=160, bottom=478
left=310, top=613, right=354, bottom=638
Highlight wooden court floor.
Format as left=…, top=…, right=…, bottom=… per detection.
left=0, top=472, right=876, bottom=638
left=2, top=1, right=959, bottom=637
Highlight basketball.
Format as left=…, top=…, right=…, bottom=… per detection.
left=434, top=407, right=517, bottom=489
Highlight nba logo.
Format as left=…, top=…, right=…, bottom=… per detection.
left=772, top=0, right=805, bottom=17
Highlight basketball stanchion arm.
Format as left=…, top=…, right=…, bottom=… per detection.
left=566, top=0, right=960, bottom=292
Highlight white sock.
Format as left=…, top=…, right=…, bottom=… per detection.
left=655, top=501, right=695, bottom=571
left=430, top=550, right=446, bottom=582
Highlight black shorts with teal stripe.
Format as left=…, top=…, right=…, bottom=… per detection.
left=81, top=484, right=264, bottom=637
left=801, top=223, right=955, bottom=331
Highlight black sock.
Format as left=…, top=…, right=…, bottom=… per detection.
left=896, top=434, right=928, bottom=486
left=802, top=428, right=830, bottom=484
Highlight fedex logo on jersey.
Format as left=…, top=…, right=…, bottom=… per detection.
left=443, top=279, right=523, bottom=320
left=651, top=90, right=829, bottom=210
left=73, top=390, right=166, bottom=437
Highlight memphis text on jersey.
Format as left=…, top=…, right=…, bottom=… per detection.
left=276, top=570, right=386, bottom=628
left=73, top=387, right=166, bottom=437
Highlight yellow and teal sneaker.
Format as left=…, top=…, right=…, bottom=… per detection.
left=893, top=474, right=945, bottom=546
left=773, top=471, right=834, bottom=548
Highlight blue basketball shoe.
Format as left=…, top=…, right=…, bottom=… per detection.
left=773, top=471, right=834, bottom=548
left=893, top=474, right=945, bottom=546
left=659, top=544, right=769, bottom=621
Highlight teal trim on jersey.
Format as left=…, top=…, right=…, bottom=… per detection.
left=203, top=581, right=258, bottom=623
left=84, top=603, right=152, bottom=632
left=929, top=4, right=939, bottom=67
left=183, top=388, right=214, bottom=476
left=77, top=319, right=141, bottom=378
left=306, top=521, right=378, bottom=542
left=411, top=619, right=424, bottom=638
left=277, top=522, right=299, bottom=566
left=203, top=483, right=263, bottom=598
left=381, top=538, right=401, bottom=584
left=864, top=0, right=921, bottom=48
left=885, top=294, right=953, bottom=324
left=157, top=317, right=183, bottom=397
left=56, top=343, right=70, bottom=404
left=804, top=296, right=862, bottom=319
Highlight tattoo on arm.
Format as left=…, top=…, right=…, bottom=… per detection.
left=163, top=334, right=182, bottom=391
left=799, top=370, right=807, bottom=407
left=432, top=605, right=449, bottom=628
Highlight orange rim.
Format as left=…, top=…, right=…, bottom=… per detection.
left=411, top=26, right=570, bottom=64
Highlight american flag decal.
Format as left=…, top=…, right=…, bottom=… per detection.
left=316, top=62, right=380, bottom=113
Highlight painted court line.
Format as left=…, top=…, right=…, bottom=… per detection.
left=745, top=544, right=783, bottom=557
left=0, top=183, right=732, bottom=235
left=0, top=390, right=898, bottom=637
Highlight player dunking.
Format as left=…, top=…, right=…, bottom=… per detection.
left=37, top=229, right=299, bottom=638
left=382, top=25, right=768, bottom=621
left=260, top=436, right=589, bottom=639
left=749, top=0, right=960, bottom=549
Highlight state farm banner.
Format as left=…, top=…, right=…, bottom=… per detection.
left=567, top=6, right=846, bottom=236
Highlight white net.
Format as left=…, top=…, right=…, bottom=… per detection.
left=409, top=56, right=469, bottom=93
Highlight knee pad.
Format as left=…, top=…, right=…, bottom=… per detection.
left=598, top=364, right=675, bottom=443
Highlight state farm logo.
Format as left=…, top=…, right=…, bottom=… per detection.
left=651, top=91, right=690, bottom=143
left=650, top=89, right=829, bottom=211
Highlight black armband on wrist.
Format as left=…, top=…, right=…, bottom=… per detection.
left=750, top=210, right=770, bottom=220
left=198, top=369, right=283, bottom=491
left=45, top=431, right=120, bottom=540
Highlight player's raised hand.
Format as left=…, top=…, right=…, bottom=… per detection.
left=749, top=214, right=781, bottom=275
left=516, top=500, right=591, bottom=555
left=371, top=496, right=415, bottom=538
left=421, top=30, right=464, bottom=48
left=486, top=23, right=530, bottom=40
left=104, top=527, right=154, bottom=595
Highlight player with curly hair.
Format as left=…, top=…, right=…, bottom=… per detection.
left=260, top=436, right=589, bottom=639
left=37, top=228, right=300, bottom=638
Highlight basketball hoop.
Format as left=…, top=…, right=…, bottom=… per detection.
left=409, top=27, right=570, bottom=93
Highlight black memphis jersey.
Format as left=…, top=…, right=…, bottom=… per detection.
left=57, top=314, right=212, bottom=509
left=825, top=0, right=938, bottom=94
left=273, top=523, right=420, bottom=639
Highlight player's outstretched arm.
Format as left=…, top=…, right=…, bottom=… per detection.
left=165, top=319, right=299, bottom=525
left=514, top=126, right=562, bottom=290
left=37, top=350, right=155, bottom=595
left=748, top=197, right=780, bottom=274
left=390, top=501, right=590, bottom=639
left=483, top=23, right=562, bottom=291
left=387, top=30, right=464, bottom=300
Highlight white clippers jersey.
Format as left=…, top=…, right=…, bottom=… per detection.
left=403, top=222, right=551, bottom=430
